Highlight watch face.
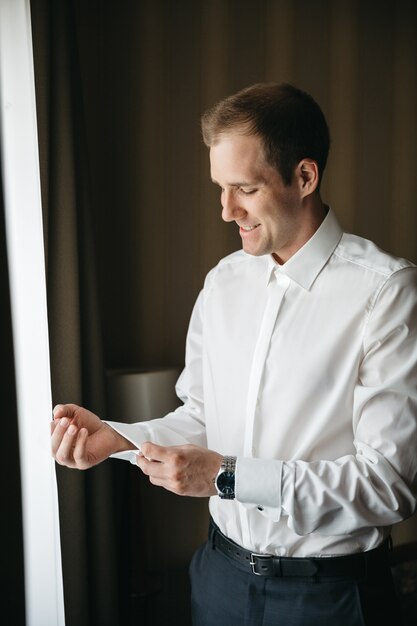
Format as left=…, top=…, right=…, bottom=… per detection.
left=216, top=471, right=234, bottom=495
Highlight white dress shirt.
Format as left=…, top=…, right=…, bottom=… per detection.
left=107, top=209, right=417, bottom=557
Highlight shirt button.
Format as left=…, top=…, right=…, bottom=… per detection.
left=257, top=506, right=264, bottom=512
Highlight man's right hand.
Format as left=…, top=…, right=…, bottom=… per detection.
left=51, top=403, right=135, bottom=470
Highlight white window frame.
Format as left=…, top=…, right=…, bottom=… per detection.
left=0, top=0, right=65, bottom=624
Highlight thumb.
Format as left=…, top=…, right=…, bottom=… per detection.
left=140, top=441, right=168, bottom=462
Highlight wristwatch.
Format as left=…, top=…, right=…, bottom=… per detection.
left=215, top=456, right=237, bottom=499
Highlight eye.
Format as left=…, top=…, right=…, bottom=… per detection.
left=239, top=187, right=257, bottom=195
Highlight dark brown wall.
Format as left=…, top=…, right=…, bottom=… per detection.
left=74, top=0, right=417, bottom=371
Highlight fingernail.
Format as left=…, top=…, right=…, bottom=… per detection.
left=67, top=424, right=77, bottom=435
left=59, top=418, right=68, bottom=427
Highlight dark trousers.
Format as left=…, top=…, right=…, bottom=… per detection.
left=189, top=538, right=402, bottom=626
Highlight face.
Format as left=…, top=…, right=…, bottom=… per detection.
left=210, top=133, right=307, bottom=264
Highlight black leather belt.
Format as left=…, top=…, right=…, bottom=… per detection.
left=209, top=520, right=390, bottom=579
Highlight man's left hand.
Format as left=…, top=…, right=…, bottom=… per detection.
left=136, top=442, right=223, bottom=497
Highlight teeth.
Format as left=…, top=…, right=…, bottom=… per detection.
left=241, top=224, right=259, bottom=231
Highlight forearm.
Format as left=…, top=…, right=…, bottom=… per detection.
left=104, top=406, right=208, bottom=466
left=235, top=448, right=417, bottom=534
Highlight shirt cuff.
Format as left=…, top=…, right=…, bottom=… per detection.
left=235, top=457, right=283, bottom=521
left=104, top=420, right=152, bottom=465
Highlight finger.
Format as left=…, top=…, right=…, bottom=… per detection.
left=52, top=403, right=80, bottom=421
left=53, top=421, right=79, bottom=466
left=53, top=404, right=71, bottom=420
left=147, top=472, right=186, bottom=496
left=72, top=428, right=89, bottom=468
left=140, top=441, right=170, bottom=462
left=136, top=456, right=167, bottom=479
left=51, top=417, right=70, bottom=456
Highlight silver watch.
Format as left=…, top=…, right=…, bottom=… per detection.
left=215, top=456, right=236, bottom=500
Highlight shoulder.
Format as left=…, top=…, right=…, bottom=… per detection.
left=200, top=250, right=270, bottom=304
left=215, top=248, right=249, bottom=268
left=335, top=234, right=417, bottom=327
left=335, top=232, right=416, bottom=280
left=203, top=250, right=266, bottom=290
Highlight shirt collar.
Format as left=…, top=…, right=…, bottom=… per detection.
left=265, top=208, right=343, bottom=290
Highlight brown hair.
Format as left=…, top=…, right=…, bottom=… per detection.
left=201, top=83, right=330, bottom=187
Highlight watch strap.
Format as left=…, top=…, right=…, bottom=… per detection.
left=221, top=456, right=236, bottom=473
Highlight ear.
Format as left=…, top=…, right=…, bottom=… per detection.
left=296, top=159, right=319, bottom=197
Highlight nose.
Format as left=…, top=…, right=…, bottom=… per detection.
left=221, top=189, right=246, bottom=223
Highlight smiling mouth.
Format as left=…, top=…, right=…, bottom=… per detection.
left=240, top=224, right=260, bottom=231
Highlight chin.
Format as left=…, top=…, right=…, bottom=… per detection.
left=243, top=244, right=268, bottom=257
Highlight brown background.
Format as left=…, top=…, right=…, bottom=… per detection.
left=74, top=0, right=417, bottom=373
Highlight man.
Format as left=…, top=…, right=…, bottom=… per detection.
left=51, top=83, right=417, bottom=625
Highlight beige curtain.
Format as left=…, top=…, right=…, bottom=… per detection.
left=31, top=1, right=122, bottom=624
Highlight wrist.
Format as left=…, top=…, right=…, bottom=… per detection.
left=104, top=423, right=137, bottom=454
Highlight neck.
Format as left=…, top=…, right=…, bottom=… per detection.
left=273, top=197, right=328, bottom=265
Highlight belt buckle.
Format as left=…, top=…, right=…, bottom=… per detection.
left=250, top=553, right=277, bottom=576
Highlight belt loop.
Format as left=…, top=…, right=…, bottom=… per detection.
left=274, top=556, right=282, bottom=577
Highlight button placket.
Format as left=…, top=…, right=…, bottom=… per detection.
left=243, top=272, right=290, bottom=457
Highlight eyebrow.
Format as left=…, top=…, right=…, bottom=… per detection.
left=211, top=178, right=262, bottom=187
